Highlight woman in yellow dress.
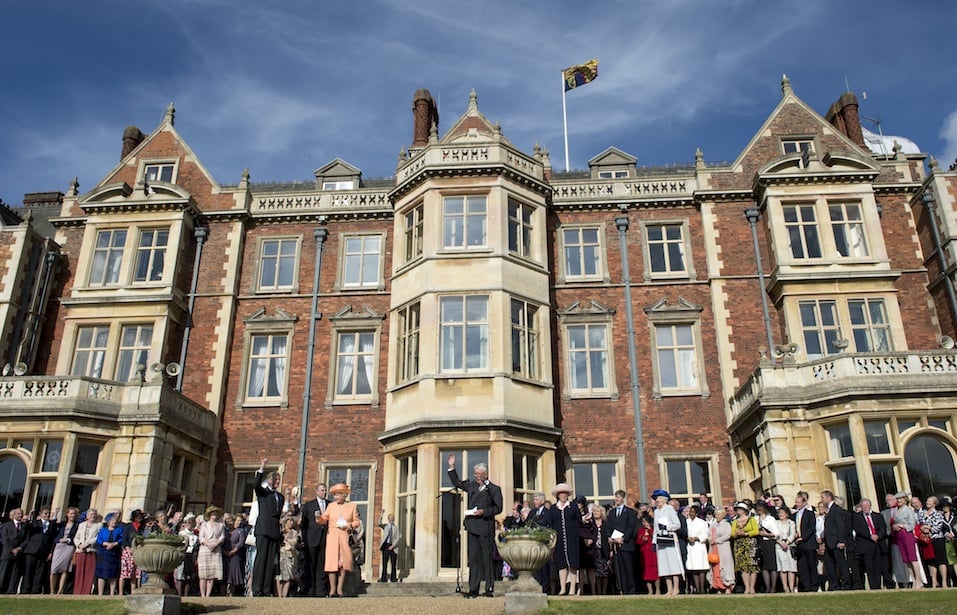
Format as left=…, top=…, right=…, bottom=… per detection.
left=320, top=483, right=361, bottom=597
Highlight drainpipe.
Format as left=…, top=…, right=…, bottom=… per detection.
left=615, top=213, right=647, bottom=501
left=921, top=192, right=957, bottom=332
left=297, top=226, right=329, bottom=498
left=745, top=208, right=776, bottom=351
left=176, top=227, right=208, bottom=391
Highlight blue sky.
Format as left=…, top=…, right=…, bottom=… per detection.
left=1, top=1, right=955, bottom=205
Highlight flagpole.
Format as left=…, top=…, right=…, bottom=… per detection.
left=562, top=70, right=570, bottom=172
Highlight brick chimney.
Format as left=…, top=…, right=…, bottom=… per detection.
left=412, top=89, right=439, bottom=148
left=122, top=126, right=145, bottom=159
left=825, top=92, right=865, bottom=148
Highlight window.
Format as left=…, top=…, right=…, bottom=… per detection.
left=646, top=224, right=686, bottom=275
left=510, top=298, right=540, bottom=379
left=864, top=421, right=892, bottom=455
left=562, top=226, right=602, bottom=280
left=800, top=299, right=841, bottom=359
left=512, top=451, right=540, bottom=505
left=116, top=324, right=152, bottom=382
left=229, top=464, right=281, bottom=514
left=325, top=465, right=371, bottom=537
left=440, top=295, right=489, bottom=372
left=848, top=299, right=891, bottom=352
left=833, top=466, right=862, bottom=507
left=654, top=324, right=700, bottom=392
left=782, top=139, right=814, bottom=155
left=827, top=423, right=854, bottom=459
left=40, top=440, right=62, bottom=473
left=829, top=202, right=868, bottom=258
left=322, top=180, right=355, bottom=190
left=133, top=228, right=168, bottom=282
left=341, top=235, right=382, bottom=288
left=145, top=163, right=175, bottom=183
left=566, top=324, right=609, bottom=395
left=904, top=435, right=957, bottom=499
left=598, top=170, right=628, bottom=179
left=404, top=204, right=423, bottom=263
left=89, top=229, right=127, bottom=286
left=798, top=297, right=895, bottom=359
left=69, top=441, right=102, bottom=512
left=395, top=455, right=417, bottom=571
left=72, top=326, right=109, bottom=378
left=783, top=204, right=822, bottom=259
left=334, top=331, right=376, bottom=401
left=507, top=199, right=534, bottom=258
left=396, top=302, right=420, bottom=383
left=245, top=333, right=289, bottom=402
left=572, top=460, right=620, bottom=508
left=871, top=462, right=898, bottom=507
left=443, top=195, right=486, bottom=249
left=73, top=443, right=102, bottom=475
left=258, top=238, right=298, bottom=291
left=664, top=458, right=714, bottom=507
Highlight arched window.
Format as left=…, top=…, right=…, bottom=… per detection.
left=904, top=434, right=957, bottom=499
left=0, top=455, right=27, bottom=519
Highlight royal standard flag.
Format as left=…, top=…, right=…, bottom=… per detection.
left=563, top=59, right=599, bottom=92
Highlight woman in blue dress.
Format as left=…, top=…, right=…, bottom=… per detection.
left=550, top=483, right=580, bottom=595
left=95, top=512, right=123, bottom=596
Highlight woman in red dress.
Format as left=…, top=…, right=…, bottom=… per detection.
left=636, top=513, right=659, bottom=594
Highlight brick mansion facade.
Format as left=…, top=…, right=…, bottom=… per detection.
left=0, top=77, right=955, bottom=580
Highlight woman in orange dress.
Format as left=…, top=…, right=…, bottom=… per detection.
left=319, top=483, right=361, bottom=597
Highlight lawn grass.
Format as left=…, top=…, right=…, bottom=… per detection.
left=0, top=597, right=126, bottom=615
left=543, top=589, right=956, bottom=615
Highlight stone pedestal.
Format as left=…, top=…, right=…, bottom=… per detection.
left=505, top=591, right=548, bottom=615
left=125, top=593, right=181, bottom=615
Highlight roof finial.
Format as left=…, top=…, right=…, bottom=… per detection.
left=239, top=168, right=251, bottom=190
left=892, top=140, right=904, bottom=160
left=695, top=147, right=705, bottom=169
left=165, top=102, right=176, bottom=126
left=398, top=147, right=407, bottom=164
left=429, top=120, right=438, bottom=143
left=929, top=156, right=939, bottom=171
left=67, top=176, right=79, bottom=197
left=781, top=74, right=792, bottom=97
left=468, top=88, right=478, bottom=110
left=540, top=146, right=551, bottom=169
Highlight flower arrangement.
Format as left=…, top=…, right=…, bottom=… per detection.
left=134, top=530, right=188, bottom=546
left=497, top=524, right=556, bottom=544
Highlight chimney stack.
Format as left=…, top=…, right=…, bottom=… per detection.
left=412, top=89, right=439, bottom=148
left=122, top=126, right=145, bottom=160
left=825, top=92, right=865, bottom=148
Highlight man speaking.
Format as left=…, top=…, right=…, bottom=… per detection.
left=447, top=454, right=502, bottom=598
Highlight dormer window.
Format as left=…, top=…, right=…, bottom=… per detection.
left=145, top=163, right=175, bottom=183
left=598, top=170, right=628, bottom=179
left=322, top=180, right=355, bottom=191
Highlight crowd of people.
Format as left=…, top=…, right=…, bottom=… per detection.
left=501, top=486, right=957, bottom=595
left=0, top=459, right=385, bottom=598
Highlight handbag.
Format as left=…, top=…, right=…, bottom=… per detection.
left=707, top=545, right=720, bottom=564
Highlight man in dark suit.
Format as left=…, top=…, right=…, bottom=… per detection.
left=607, top=490, right=638, bottom=594
left=300, top=483, right=330, bottom=596
left=251, top=458, right=284, bottom=597
left=853, top=498, right=887, bottom=590
left=22, top=506, right=57, bottom=594
left=447, top=454, right=502, bottom=598
left=0, top=508, right=28, bottom=594
left=879, top=492, right=898, bottom=589
left=821, top=490, right=851, bottom=590
left=792, top=494, right=819, bottom=591
left=527, top=492, right=554, bottom=591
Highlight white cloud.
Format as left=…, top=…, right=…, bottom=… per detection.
left=940, top=109, right=957, bottom=169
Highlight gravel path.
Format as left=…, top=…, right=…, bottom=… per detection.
left=183, top=595, right=507, bottom=614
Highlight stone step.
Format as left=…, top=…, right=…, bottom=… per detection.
left=358, top=580, right=462, bottom=597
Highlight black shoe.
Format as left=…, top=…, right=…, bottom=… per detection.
left=462, top=591, right=478, bottom=598
left=484, top=590, right=495, bottom=597
left=378, top=578, right=388, bottom=583
left=390, top=578, right=398, bottom=583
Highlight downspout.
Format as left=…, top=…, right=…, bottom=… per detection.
left=615, top=213, right=647, bottom=501
left=745, top=208, right=776, bottom=351
left=176, top=227, right=208, bottom=390
left=297, top=226, right=329, bottom=497
left=921, top=192, right=957, bottom=331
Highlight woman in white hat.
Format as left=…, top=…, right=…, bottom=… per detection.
left=551, top=483, right=580, bottom=595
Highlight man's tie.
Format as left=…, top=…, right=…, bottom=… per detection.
left=319, top=499, right=325, bottom=514
left=386, top=525, right=392, bottom=544
left=865, top=513, right=876, bottom=535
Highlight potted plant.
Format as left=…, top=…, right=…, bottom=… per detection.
left=495, top=524, right=556, bottom=592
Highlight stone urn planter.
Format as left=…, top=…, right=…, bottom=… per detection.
left=495, top=526, right=556, bottom=593
left=130, top=534, right=186, bottom=595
